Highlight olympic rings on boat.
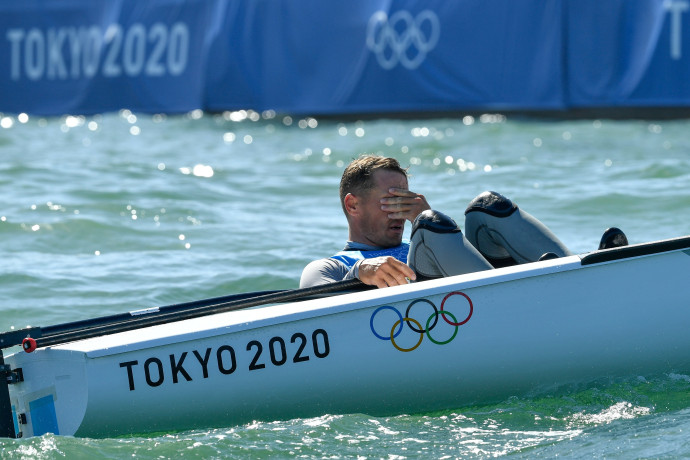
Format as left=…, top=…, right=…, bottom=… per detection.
left=390, top=317, right=424, bottom=352
left=440, top=291, right=473, bottom=326
left=405, top=298, right=438, bottom=333
left=369, top=291, right=473, bottom=352
left=370, top=305, right=403, bottom=341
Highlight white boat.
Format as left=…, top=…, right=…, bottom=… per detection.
left=1, top=235, right=690, bottom=438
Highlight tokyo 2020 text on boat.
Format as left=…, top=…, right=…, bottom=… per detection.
left=1, top=235, right=690, bottom=438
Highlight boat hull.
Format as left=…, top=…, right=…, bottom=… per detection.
left=6, top=241, right=690, bottom=437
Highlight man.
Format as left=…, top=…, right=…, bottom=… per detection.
left=300, top=155, right=622, bottom=289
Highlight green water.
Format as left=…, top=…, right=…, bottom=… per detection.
left=1, top=111, right=689, bottom=458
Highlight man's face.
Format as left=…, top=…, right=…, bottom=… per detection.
left=351, top=169, right=408, bottom=248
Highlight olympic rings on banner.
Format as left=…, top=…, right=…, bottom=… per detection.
left=369, top=291, right=473, bottom=352
left=366, top=10, right=441, bottom=70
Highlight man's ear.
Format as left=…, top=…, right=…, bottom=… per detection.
left=343, top=193, right=359, bottom=217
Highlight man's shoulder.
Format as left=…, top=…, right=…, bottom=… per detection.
left=300, top=256, right=351, bottom=288
left=303, top=257, right=346, bottom=271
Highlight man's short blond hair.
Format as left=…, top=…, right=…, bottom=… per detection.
left=339, top=155, right=408, bottom=214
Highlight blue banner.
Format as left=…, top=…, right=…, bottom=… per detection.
left=204, top=0, right=565, bottom=114
left=1, top=0, right=690, bottom=116
left=567, top=0, right=690, bottom=107
left=1, top=0, right=211, bottom=115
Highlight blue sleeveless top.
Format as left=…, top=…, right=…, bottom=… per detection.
left=330, top=242, right=410, bottom=270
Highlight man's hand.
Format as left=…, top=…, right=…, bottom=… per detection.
left=380, top=188, right=431, bottom=222
left=358, top=256, right=417, bottom=288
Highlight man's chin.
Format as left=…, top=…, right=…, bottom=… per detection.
left=383, top=235, right=404, bottom=248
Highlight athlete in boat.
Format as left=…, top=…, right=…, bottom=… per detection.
left=300, top=155, right=625, bottom=289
